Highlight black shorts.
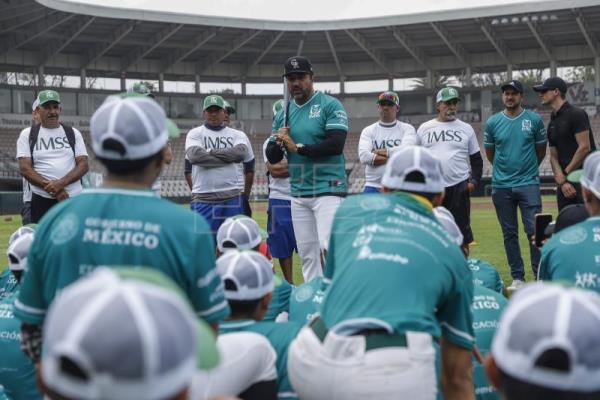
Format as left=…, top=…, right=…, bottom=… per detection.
left=442, top=179, right=473, bottom=245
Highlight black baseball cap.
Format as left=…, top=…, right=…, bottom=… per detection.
left=501, top=80, right=524, bottom=94
left=533, top=77, right=567, bottom=94
left=283, top=56, right=313, bottom=77
left=544, top=204, right=589, bottom=236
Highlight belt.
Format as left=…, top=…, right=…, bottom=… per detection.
left=309, top=317, right=407, bottom=351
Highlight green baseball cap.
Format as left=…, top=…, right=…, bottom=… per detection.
left=203, top=95, right=225, bottom=111
left=129, top=82, right=154, bottom=98
left=436, top=87, right=460, bottom=103
left=37, top=90, right=61, bottom=106
left=272, top=99, right=285, bottom=116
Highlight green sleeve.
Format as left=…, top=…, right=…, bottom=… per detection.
left=437, top=262, right=475, bottom=350
left=324, top=98, right=348, bottom=132
left=483, top=117, right=495, bottom=148
left=534, top=115, right=547, bottom=144
left=495, top=270, right=505, bottom=294
left=188, top=222, right=230, bottom=323
left=14, top=234, right=47, bottom=325
left=272, top=110, right=283, bottom=134
left=538, top=244, right=553, bottom=281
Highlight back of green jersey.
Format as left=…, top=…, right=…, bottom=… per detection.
left=472, top=285, right=506, bottom=400
left=289, top=276, right=323, bottom=324
left=321, top=192, right=474, bottom=349
left=16, top=189, right=229, bottom=325
left=468, top=258, right=504, bottom=293
left=272, top=91, right=348, bottom=197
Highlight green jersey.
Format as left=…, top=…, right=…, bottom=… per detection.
left=539, top=217, right=600, bottom=292
left=264, top=279, right=292, bottom=322
left=288, top=276, right=323, bottom=324
left=472, top=285, right=506, bottom=400
left=483, top=110, right=546, bottom=188
left=321, top=192, right=474, bottom=349
left=0, top=290, right=42, bottom=400
left=0, top=270, right=17, bottom=301
left=272, top=91, right=348, bottom=197
left=468, top=258, right=504, bottom=294
left=220, top=319, right=302, bottom=399
left=15, top=188, right=229, bottom=325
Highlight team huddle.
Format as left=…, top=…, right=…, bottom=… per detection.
left=1, top=55, right=600, bottom=400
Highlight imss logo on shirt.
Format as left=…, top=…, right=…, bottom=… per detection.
left=34, top=136, right=73, bottom=151
left=424, top=129, right=465, bottom=144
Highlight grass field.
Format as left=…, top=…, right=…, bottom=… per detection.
left=0, top=196, right=558, bottom=286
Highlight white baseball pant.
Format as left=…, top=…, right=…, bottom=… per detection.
left=291, top=196, right=342, bottom=281
left=288, top=325, right=438, bottom=400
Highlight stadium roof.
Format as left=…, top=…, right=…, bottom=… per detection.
left=1, top=0, right=600, bottom=84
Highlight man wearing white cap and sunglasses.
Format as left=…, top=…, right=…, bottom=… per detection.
left=538, top=151, right=600, bottom=292
left=15, top=94, right=229, bottom=361
left=485, top=282, right=600, bottom=400
left=288, top=146, right=475, bottom=400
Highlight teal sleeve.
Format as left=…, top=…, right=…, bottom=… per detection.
left=322, top=221, right=337, bottom=291
left=483, top=118, right=495, bottom=148
left=264, top=280, right=292, bottom=321
left=538, top=245, right=553, bottom=281
left=188, top=222, right=230, bottom=323
left=437, top=264, right=475, bottom=350
left=495, top=271, right=505, bottom=294
left=13, top=237, right=47, bottom=325
left=324, top=98, right=348, bottom=132
left=534, top=116, right=547, bottom=144
left=272, top=110, right=283, bottom=134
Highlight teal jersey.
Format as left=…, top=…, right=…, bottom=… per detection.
left=220, top=320, right=302, bottom=399
left=483, top=110, right=546, bottom=188
left=539, top=217, right=600, bottom=292
left=468, top=258, right=505, bottom=294
left=321, top=193, right=474, bottom=349
left=0, top=270, right=18, bottom=301
left=0, top=290, right=43, bottom=400
left=264, top=279, right=292, bottom=322
left=272, top=91, right=348, bottom=197
left=288, top=276, right=323, bottom=324
left=15, top=188, right=229, bottom=325
left=472, top=285, right=506, bottom=400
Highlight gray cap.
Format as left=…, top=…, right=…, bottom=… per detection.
left=216, top=215, right=262, bottom=252
left=491, top=282, right=600, bottom=392
left=8, top=226, right=35, bottom=247
left=7, top=231, right=34, bottom=272
left=91, top=94, right=174, bottom=160
left=433, top=207, right=463, bottom=246
left=42, top=268, right=202, bottom=400
left=381, top=146, right=445, bottom=193
left=217, top=250, right=275, bottom=301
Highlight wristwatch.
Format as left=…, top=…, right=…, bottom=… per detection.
left=296, top=143, right=305, bottom=154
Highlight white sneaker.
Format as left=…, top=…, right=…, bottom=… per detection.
left=507, top=279, right=525, bottom=292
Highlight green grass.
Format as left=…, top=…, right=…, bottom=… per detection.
left=0, top=196, right=559, bottom=286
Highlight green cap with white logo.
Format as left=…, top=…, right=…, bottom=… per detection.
left=203, top=95, right=225, bottom=111
left=37, top=90, right=61, bottom=106
left=436, top=87, right=460, bottom=103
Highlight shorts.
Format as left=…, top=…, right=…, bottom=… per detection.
left=363, top=186, right=380, bottom=194
left=191, top=195, right=245, bottom=234
left=267, top=198, right=297, bottom=259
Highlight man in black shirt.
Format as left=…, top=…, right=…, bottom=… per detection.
left=534, top=77, right=596, bottom=210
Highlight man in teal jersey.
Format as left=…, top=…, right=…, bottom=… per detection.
left=216, top=215, right=293, bottom=322
left=266, top=56, right=348, bottom=281
left=484, top=80, right=547, bottom=292
left=288, top=276, right=323, bottom=324
left=0, top=230, right=42, bottom=400
left=468, top=258, right=505, bottom=294
left=538, top=151, right=600, bottom=292
left=288, top=146, right=475, bottom=400
left=15, top=94, right=228, bottom=361
left=217, top=250, right=301, bottom=400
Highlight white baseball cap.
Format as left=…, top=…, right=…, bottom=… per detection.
left=433, top=207, right=463, bottom=246
left=42, top=267, right=219, bottom=400
left=7, top=231, right=34, bottom=272
left=90, top=93, right=179, bottom=161
left=216, top=215, right=262, bottom=252
left=8, top=225, right=36, bottom=247
left=381, top=146, right=445, bottom=193
left=568, top=150, right=600, bottom=199
left=491, top=282, right=600, bottom=392
left=217, top=250, right=276, bottom=301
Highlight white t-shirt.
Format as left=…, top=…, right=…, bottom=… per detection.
left=22, top=178, right=31, bottom=202
left=16, top=125, right=88, bottom=198
left=189, top=332, right=277, bottom=399
left=358, top=120, right=416, bottom=189
left=185, top=125, right=254, bottom=194
left=262, top=138, right=291, bottom=201
left=403, top=118, right=480, bottom=187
